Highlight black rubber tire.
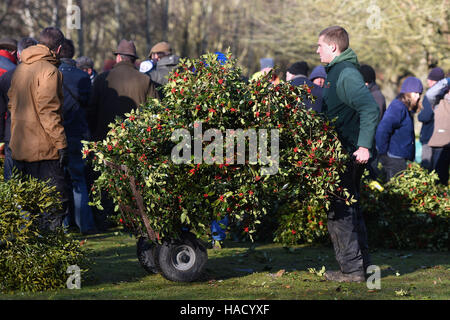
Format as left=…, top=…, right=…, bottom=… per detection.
left=136, top=236, right=160, bottom=274
left=157, top=232, right=208, bottom=282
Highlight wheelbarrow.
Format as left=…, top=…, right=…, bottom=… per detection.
left=103, top=160, right=208, bottom=282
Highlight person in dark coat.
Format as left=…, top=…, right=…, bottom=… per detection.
left=359, top=64, right=386, bottom=180
left=376, top=77, right=423, bottom=181
left=418, top=67, right=446, bottom=171
left=316, top=26, right=380, bottom=283
left=76, top=56, right=97, bottom=85
left=359, top=64, right=386, bottom=121
left=0, top=37, right=37, bottom=180
left=86, top=39, right=159, bottom=230
left=59, top=38, right=97, bottom=234
left=286, top=61, right=323, bottom=113
left=87, top=39, right=159, bottom=141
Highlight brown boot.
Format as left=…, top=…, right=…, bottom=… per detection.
left=323, top=270, right=365, bottom=283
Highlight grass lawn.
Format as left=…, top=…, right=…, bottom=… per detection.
left=1, top=228, right=449, bottom=301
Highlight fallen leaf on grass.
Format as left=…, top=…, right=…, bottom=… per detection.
left=308, top=266, right=326, bottom=277
left=395, top=289, right=410, bottom=296
left=275, top=269, right=286, bottom=278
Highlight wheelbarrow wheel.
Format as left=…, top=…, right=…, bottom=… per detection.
left=158, top=232, right=207, bottom=282
left=137, top=236, right=160, bottom=274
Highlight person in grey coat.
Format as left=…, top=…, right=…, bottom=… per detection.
left=142, top=41, right=180, bottom=99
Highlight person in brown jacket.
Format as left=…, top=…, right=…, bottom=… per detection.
left=8, top=27, right=69, bottom=231
left=87, top=39, right=159, bottom=141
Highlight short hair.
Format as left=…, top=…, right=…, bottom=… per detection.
left=39, top=27, right=65, bottom=51
left=17, top=37, right=37, bottom=54
left=76, top=56, right=94, bottom=70
left=319, top=26, right=349, bottom=52
left=60, top=38, right=75, bottom=59
left=119, top=54, right=136, bottom=64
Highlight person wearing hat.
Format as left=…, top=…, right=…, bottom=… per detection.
left=309, top=65, right=327, bottom=88
left=251, top=57, right=280, bottom=85
left=8, top=27, right=69, bottom=231
left=76, top=56, right=97, bottom=84
left=376, top=76, right=423, bottom=181
left=286, top=61, right=322, bottom=113
left=358, top=64, right=386, bottom=181
left=359, top=64, right=386, bottom=121
left=140, top=41, right=180, bottom=96
left=85, top=39, right=159, bottom=231
left=0, top=37, right=18, bottom=78
left=87, top=39, right=159, bottom=142
left=418, top=67, right=446, bottom=171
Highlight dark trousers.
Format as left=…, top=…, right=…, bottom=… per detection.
left=12, top=159, right=70, bottom=231
left=327, top=160, right=371, bottom=274
left=379, top=154, right=406, bottom=181
left=432, top=146, right=450, bottom=185
left=3, top=142, right=13, bottom=181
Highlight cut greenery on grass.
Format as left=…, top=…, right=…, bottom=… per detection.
left=1, top=228, right=449, bottom=300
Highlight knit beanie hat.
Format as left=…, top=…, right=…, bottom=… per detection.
left=309, top=65, right=327, bottom=81
left=400, top=77, right=423, bottom=94
left=360, top=64, right=376, bottom=83
left=427, top=67, right=445, bottom=81
left=287, top=61, right=309, bottom=76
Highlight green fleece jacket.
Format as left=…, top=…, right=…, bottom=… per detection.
left=322, top=48, right=380, bottom=155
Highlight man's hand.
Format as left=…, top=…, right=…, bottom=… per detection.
left=353, top=147, right=370, bottom=164
left=0, top=143, right=4, bottom=158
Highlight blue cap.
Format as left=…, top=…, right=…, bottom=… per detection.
left=215, top=51, right=228, bottom=65
left=309, top=65, right=327, bottom=81
left=400, top=77, right=423, bottom=94
left=260, top=58, right=274, bottom=70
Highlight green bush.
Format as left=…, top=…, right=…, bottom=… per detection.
left=0, top=172, right=89, bottom=293
left=83, top=51, right=350, bottom=244
left=361, top=163, right=449, bottom=251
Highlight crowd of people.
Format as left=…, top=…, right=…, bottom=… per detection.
left=0, top=25, right=448, bottom=284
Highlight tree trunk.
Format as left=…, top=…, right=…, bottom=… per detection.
left=146, top=0, right=152, bottom=53
left=115, top=0, right=121, bottom=41
left=52, top=0, right=60, bottom=28
left=162, top=0, right=169, bottom=41
left=76, top=0, right=84, bottom=56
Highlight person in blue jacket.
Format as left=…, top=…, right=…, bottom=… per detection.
left=376, top=77, right=423, bottom=181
